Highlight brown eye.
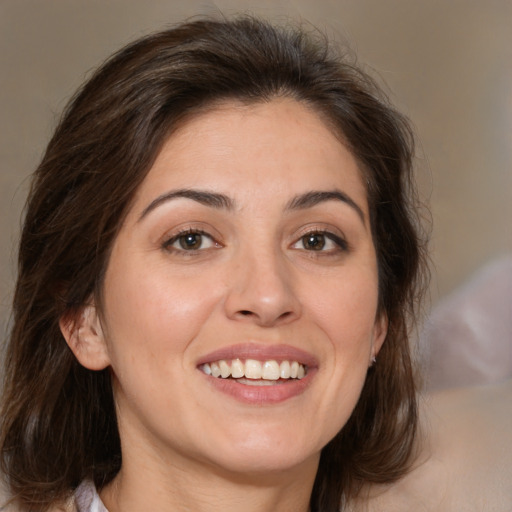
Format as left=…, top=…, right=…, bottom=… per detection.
left=302, top=233, right=326, bottom=251
left=178, top=233, right=204, bottom=250
left=292, top=230, right=348, bottom=253
left=164, top=230, right=216, bottom=252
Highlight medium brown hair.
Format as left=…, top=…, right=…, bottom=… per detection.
left=1, top=16, right=427, bottom=512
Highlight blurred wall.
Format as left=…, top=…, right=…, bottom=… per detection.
left=1, top=0, right=511, bottom=341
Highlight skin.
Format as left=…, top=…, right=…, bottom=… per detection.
left=62, top=98, right=387, bottom=512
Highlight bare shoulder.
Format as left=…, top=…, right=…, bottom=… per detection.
left=355, top=380, right=512, bottom=512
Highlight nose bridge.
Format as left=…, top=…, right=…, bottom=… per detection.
left=224, top=236, right=300, bottom=326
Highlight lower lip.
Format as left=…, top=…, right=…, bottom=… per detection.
left=200, top=370, right=316, bottom=405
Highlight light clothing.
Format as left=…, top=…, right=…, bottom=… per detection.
left=74, top=481, right=108, bottom=512
left=0, top=481, right=107, bottom=512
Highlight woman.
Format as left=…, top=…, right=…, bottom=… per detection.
left=0, top=16, right=426, bottom=512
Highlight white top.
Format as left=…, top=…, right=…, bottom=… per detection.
left=74, top=481, right=108, bottom=512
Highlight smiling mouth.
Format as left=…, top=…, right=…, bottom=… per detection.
left=200, top=359, right=307, bottom=385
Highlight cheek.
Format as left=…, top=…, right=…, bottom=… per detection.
left=310, top=270, right=380, bottom=346
left=305, top=273, right=379, bottom=438
left=101, top=257, right=222, bottom=369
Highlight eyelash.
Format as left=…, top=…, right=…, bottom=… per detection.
left=162, top=227, right=348, bottom=257
left=292, top=229, right=348, bottom=254
left=162, top=228, right=219, bottom=254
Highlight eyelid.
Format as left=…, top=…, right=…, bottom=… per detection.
left=290, top=225, right=349, bottom=252
left=161, top=224, right=223, bottom=253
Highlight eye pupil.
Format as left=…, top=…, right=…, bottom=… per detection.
left=303, top=233, right=325, bottom=250
left=179, top=233, right=202, bottom=250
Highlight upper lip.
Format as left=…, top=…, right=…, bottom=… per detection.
left=196, top=343, right=318, bottom=368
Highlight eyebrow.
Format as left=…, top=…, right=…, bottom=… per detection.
left=138, top=187, right=365, bottom=224
left=285, top=190, right=366, bottom=224
left=138, top=189, right=234, bottom=221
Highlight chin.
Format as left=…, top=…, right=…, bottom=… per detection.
left=199, top=425, right=325, bottom=477
left=210, top=447, right=320, bottom=478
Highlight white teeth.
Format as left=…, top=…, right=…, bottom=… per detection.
left=210, top=362, right=221, bottom=378
left=200, top=359, right=307, bottom=381
left=236, top=378, right=277, bottom=386
left=231, top=358, right=244, bottom=378
left=219, top=360, right=230, bottom=378
left=280, top=360, right=291, bottom=379
left=245, top=359, right=262, bottom=379
left=262, top=360, right=280, bottom=380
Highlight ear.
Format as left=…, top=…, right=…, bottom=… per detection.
left=370, top=312, right=388, bottom=365
left=59, top=303, right=110, bottom=370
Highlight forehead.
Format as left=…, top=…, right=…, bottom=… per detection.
left=130, top=98, right=368, bottom=214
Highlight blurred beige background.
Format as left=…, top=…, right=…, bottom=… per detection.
left=1, top=0, right=511, bottom=343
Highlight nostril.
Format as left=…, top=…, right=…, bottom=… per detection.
left=239, top=310, right=252, bottom=316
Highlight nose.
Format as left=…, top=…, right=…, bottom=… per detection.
left=223, top=246, right=301, bottom=327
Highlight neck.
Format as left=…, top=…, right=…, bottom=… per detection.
left=101, top=450, right=318, bottom=512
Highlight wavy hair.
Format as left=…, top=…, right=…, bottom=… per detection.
left=0, top=16, right=428, bottom=511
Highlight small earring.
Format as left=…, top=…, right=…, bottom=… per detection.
left=371, top=356, right=377, bottom=365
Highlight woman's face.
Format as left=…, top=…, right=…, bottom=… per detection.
left=81, top=99, right=386, bottom=477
